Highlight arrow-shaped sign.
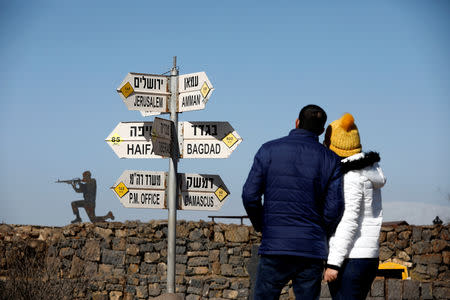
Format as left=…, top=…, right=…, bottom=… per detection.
left=180, top=121, right=242, bottom=158
left=111, top=170, right=167, bottom=209
left=105, top=122, right=176, bottom=159
left=117, top=73, right=170, bottom=113
left=178, top=173, right=229, bottom=211
left=178, top=72, right=214, bottom=112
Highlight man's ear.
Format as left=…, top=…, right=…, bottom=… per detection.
left=295, top=119, right=300, bottom=129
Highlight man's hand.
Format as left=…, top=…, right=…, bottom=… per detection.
left=324, top=268, right=339, bottom=282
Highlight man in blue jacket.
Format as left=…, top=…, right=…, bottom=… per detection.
left=242, top=104, right=344, bottom=300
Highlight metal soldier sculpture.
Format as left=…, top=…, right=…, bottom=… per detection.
left=68, top=171, right=114, bottom=223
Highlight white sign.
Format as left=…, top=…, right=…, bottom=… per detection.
left=151, top=117, right=173, bottom=157
left=178, top=173, right=229, bottom=211
left=117, top=73, right=170, bottom=113
left=178, top=72, right=214, bottom=112
left=106, top=122, right=168, bottom=159
left=112, top=170, right=167, bottom=209
left=180, top=121, right=242, bottom=158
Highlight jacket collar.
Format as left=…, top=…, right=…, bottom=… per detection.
left=289, top=129, right=319, bottom=141
left=341, top=152, right=380, bottom=173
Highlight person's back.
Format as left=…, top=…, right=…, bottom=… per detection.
left=242, top=105, right=344, bottom=300
left=249, top=129, right=342, bottom=258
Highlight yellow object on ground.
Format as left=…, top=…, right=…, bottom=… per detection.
left=378, top=262, right=409, bottom=280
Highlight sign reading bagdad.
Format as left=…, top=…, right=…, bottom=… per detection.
left=112, top=170, right=167, bottom=209
left=178, top=173, right=229, bottom=211
left=117, top=73, right=170, bottom=113
left=180, top=121, right=242, bottom=158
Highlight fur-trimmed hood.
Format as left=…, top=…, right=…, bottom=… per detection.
left=341, top=152, right=386, bottom=189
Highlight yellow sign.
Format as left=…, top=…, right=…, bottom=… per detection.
left=114, top=182, right=129, bottom=198
left=108, top=133, right=122, bottom=145
left=222, top=133, right=238, bottom=148
left=120, top=82, right=134, bottom=98
left=378, top=262, right=409, bottom=280
left=200, top=82, right=211, bottom=98
left=214, top=187, right=228, bottom=202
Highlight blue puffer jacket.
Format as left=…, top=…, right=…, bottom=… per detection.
left=242, top=129, right=344, bottom=259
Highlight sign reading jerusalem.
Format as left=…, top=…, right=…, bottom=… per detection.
left=180, top=121, right=242, bottom=158
left=178, top=173, right=229, bottom=211
left=178, top=72, right=214, bottom=112
left=112, top=170, right=167, bottom=209
left=117, top=73, right=170, bottom=113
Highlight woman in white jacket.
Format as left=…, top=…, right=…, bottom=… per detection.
left=323, top=113, right=386, bottom=300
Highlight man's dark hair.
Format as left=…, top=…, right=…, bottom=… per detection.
left=298, top=105, right=327, bottom=135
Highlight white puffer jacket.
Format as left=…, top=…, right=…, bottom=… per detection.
left=327, top=152, right=386, bottom=268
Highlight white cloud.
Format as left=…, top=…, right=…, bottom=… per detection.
left=383, top=201, right=450, bottom=225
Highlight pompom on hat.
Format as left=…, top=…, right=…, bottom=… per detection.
left=324, top=113, right=362, bottom=157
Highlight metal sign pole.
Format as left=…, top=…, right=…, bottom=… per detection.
left=167, top=56, right=178, bottom=293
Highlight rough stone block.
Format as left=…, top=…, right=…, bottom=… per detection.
left=223, top=289, right=239, bottom=299
left=387, top=279, right=402, bottom=300
left=371, top=278, right=384, bottom=297
left=144, top=252, right=159, bottom=263
left=402, top=280, right=420, bottom=299
left=109, top=291, right=123, bottom=300
left=102, top=249, right=125, bottom=266
left=379, top=246, right=394, bottom=261
left=432, top=240, right=447, bottom=253
left=398, top=230, right=412, bottom=240
left=136, top=285, right=148, bottom=298
left=221, top=264, right=233, bottom=276
left=228, top=255, right=243, bottom=266
left=412, top=227, right=422, bottom=241
left=60, top=247, right=75, bottom=257
left=433, top=286, right=450, bottom=299
left=95, top=227, right=113, bottom=240
left=188, top=257, right=209, bottom=267
left=83, top=240, right=101, bottom=261
left=413, top=254, right=442, bottom=265
left=112, top=238, right=126, bottom=251
left=412, top=241, right=432, bottom=254
left=225, top=226, right=249, bottom=243
left=92, top=291, right=108, bottom=300
left=126, top=244, right=140, bottom=256
left=176, top=263, right=186, bottom=275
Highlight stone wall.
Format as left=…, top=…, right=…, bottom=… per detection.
left=0, top=221, right=448, bottom=300
left=378, top=225, right=449, bottom=281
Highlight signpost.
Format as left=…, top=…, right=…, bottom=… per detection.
left=151, top=117, right=173, bottom=157
left=117, top=73, right=170, bottom=113
left=178, top=72, right=214, bottom=112
left=179, top=173, right=229, bottom=211
left=181, top=121, right=242, bottom=158
left=111, top=170, right=167, bottom=209
left=109, top=58, right=242, bottom=294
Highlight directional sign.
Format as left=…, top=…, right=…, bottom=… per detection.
left=151, top=117, right=173, bottom=157
left=180, top=121, right=242, bottom=158
left=106, top=122, right=167, bottom=159
left=178, top=72, right=214, bottom=112
left=112, top=170, right=167, bottom=208
left=178, top=173, right=229, bottom=211
left=117, top=73, right=170, bottom=113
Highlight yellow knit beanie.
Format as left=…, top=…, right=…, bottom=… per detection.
left=324, top=113, right=361, bottom=157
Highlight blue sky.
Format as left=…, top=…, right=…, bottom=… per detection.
left=1, top=1, right=449, bottom=226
